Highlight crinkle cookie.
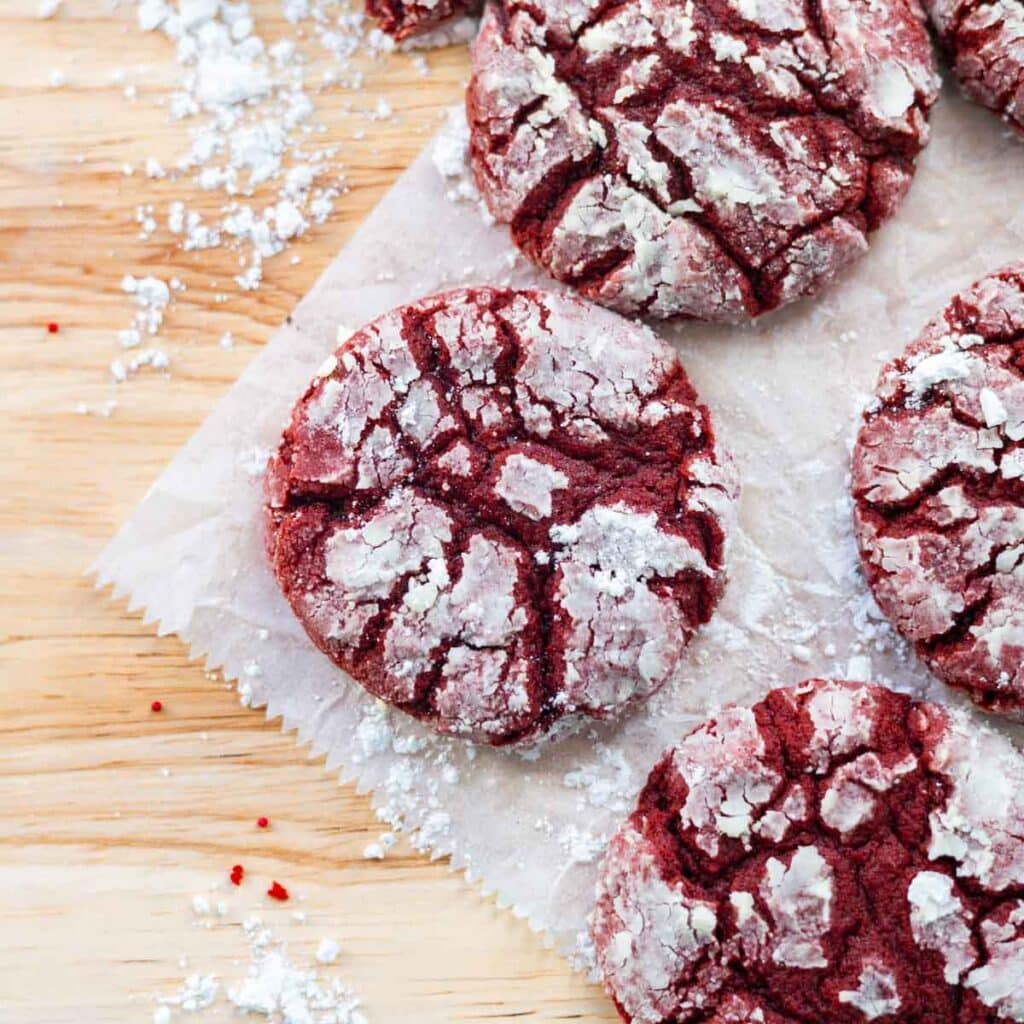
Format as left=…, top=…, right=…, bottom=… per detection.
left=265, top=287, right=736, bottom=744
left=592, top=678, right=1024, bottom=1023
left=467, top=0, right=939, bottom=322
left=853, top=264, right=1024, bottom=718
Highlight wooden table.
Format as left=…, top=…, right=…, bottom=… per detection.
left=0, top=3, right=617, bottom=1019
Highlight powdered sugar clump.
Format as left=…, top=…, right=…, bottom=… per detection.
left=152, top=906, right=366, bottom=1024
left=432, top=105, right=484, bottom=210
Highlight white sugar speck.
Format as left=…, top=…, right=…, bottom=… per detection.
left=315, top=937, right=341, bottom=964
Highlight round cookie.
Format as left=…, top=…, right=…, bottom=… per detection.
left=366, top=0, right=477, bottom=40
left=923, top=0, right=1024, bottom=135
left=467, top=0, right=939, bottom=323
left=264, top=287, right=737, bottom=745
left=592, top=678, right=1024, bottom=1024
left=853, top=264, right=1024, bottom=718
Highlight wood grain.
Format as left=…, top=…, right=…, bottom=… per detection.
left=0, top=3, right=617, bottom=1020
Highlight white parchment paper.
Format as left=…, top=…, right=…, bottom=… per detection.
left=94, top=84, right=1024, bottom=962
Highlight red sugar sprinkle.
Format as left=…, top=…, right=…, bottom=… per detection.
left=229, top=864, right=244, bottom=886
left=150, top=700, right=163, bottom=712
left=47, top=322, right=59, bottom=334
left=267, top=881, right=288, bottom=901
left=257, top=816, right=269, bottom=829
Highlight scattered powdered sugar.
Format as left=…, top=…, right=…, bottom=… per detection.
left=156, top=972, right=218, bottom=1015
left=361, top=831, right=396, bottom=860
left=227, top=939, right=363, bottom=1022
left=152, top=897, right=366, bottom=1024
left=562, top=745, right=637, bottom=816
left=558, top=824, right=609, bottom=865
left=106, top=0, right=465, bottom=391
left=114, top=274, right=177, bottom=375
left=432, top=105, right=487, bottom=213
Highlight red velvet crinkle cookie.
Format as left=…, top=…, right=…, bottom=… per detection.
left=853, top=265, right=1024, bottom=718
left=592, top=678, right=1024, bottom=1024
left=467, top=0, right=939, bottom=323
left=923, top=0, right=1024, bottom=134
left=264, top=287, right=737, bottom=745
left=366, top=0, right=477, bottom=40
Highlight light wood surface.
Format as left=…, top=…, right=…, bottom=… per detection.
left=0, top=3, right=618, bottom=1021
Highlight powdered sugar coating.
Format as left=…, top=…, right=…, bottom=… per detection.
left=907, top=870, right=978, bottom=984
left=596, top=827, right=721, bottom=1024
left=591, top=679, right=1024, bottom=1022
left=671, top=705, right=782, bottom=856
left=837, top=963, right=903, bottom=1020
left=265, top=287, right=736, bottom=744
left=467, top=0, right=938, bottom=322
left=923, top=0, right=1024, bottom=135
left=852, top=263, right=1024, bottom=717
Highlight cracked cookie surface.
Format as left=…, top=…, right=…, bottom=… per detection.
left=923, top=0, right=1024, bottom=134
left=853, top=264, right=1024, bottom=718
left=591, top=678, right=1024, bottom=1024
left=264, top=287, right=736, bottom=744
left=467, top=0, right=938, bottom=323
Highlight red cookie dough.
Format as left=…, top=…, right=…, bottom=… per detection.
left=592, top=678, right=1024, bottom=1024
left=264, top=287, right=737, bottom=745
left=467, top=0, right=939, bottom=323
left=853, top=265, right=1024, bottom=718
left=923, top=0, right=1024, bottom=134
left=365, top=0, right=477, bottom=40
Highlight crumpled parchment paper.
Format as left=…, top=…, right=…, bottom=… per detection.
left=94, top=83, right=1024, bottom=963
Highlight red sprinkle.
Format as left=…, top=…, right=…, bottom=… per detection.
left=47, top=322, right=59, bottom=334
left=257, top=816, right=269, bottom=829
left=150, top=700, right=163, bottom=713
left=229, top=864, right=244, bottom=886
left=267, top=881, right=288, bottom=901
